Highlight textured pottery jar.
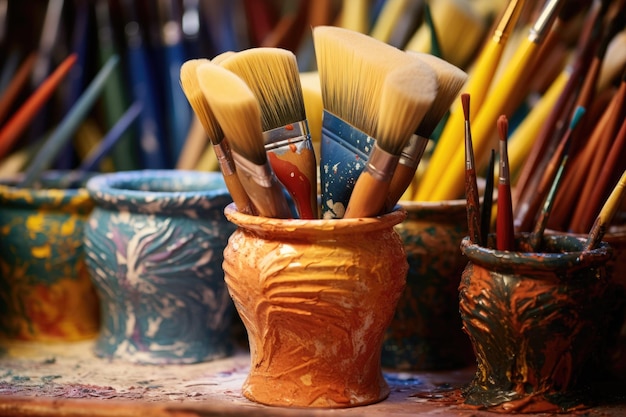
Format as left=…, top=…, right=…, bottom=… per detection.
left=222, top=204, right=408, bottom=408
left=382, top=199, right=474, bottom=370
left=0, top=171, right=99, bottom=342
left=459, top=233, right=611, bottom=413
left=84, top=170, right=236, bottom=364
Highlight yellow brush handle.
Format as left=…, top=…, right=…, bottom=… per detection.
left=430, top=38, right=539, bottom=201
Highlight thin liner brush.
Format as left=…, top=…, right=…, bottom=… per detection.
left=196, top=63, right=291, bottom=219
left=220, top=48, right=317, bottom=219
left=463, top=94, right=482, bottom=246
left=481, top=149, right=496, bottom=245
left=0, top=52, right=37, bottom=124
left=496, top=115, right=514, bottom=251
left=386, top=51, right=466, bottom=208
left=585, top=169, right=626, bottom=251
left=180, top=58, right=255, bottom=215
left=344, top=61, right=438, bottom=218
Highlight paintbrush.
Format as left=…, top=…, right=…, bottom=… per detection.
left=527, top=108, right=586, bottom=251
left=0, top=53, right=77, bottom=161
left=313, top=25, right=419, bottom=218
left=196, top=62, right=291, bottom=219
left=516, top=106, right=586, bottom=233
left=344, top=60, right=438, bottom=218
left=462, top=94, right=482, bottom=246
left=385, top=51, right=466, bottom=209
left=496, top=115, right=514, bottom=251
left=0, top=52, right=37, bottom=124
left=422, top=0, right=565, bottom=202
left=18, top=55, right=120, bottom=188
left=420, top=0, right=526, bottom=202
left=585, top=169, right=626, bottom=251
left=481, top=148, right=496, bottom=245
left=180, top=58, right=255, bottom=216
left=220, top=47, right=318, bottom=219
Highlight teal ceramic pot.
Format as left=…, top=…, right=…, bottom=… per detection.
left=0, top=171, right=99, bottom=342
left=459, top=233, right=611, bottom=413
left=382, top=199, right=474, bottom=370
left=84, top=170, right=236, bottom=364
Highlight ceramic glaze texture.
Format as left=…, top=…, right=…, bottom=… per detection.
left=459, top=234, right=611, bottom=413
left=222, top=205, right=408, bottom=408
left=0, top=172, right=99, bottom=341
left=84, top=170, right=236, bottom=364
left=383, top=199, right=474, bottom=370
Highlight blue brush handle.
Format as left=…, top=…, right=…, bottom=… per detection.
left=319, top=110, right=374, bottom=219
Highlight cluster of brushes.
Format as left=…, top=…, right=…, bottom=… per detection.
left=463, top=91, right=626, bottom=254
left=180, top=26, right=468, bottom=220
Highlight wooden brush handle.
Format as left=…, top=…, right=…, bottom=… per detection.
left=344, top=170, right=389, bottom=219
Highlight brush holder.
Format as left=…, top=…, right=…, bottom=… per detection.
left=459, top=233, right=612, bottom=413
left=319, top=110, right=373, bottom=219
left=382, top=199, right=474, bottom=370
left=222, top=204, right=408, bottom=408
left=547, top=225, right=626, bottom=381
left=83, top=170, right=236, bottom=364
left=0, top=171, right=99, bottom=342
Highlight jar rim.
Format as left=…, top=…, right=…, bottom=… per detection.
left=0, top=170, right=91, bottom=208
left=86, top=170, right=230, bottom=203
left=460, top=234, right=612, bottom=272
left=224, top=203, right=407, bottom=236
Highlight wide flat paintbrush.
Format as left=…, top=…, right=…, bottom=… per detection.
left=180, top=58, right=255, bottom=215
left=196, top=62, right=291, bottom=219
left=385, top=51, right=466, bottom=208
left=344, top=60, right=438, bottom=218
left=220, top=48, right=317, bottom=219
left=313, top=25, right=420, bottom=218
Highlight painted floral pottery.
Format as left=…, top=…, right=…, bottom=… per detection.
left=459, top=233, right=612, bottom=413
left=222, top=204, right=408, bottom=408
left=382, top=199, right=474, bottom=371
left=84, top=170, right=236, bottom=364
left=0, top=171, right=99, bottom=342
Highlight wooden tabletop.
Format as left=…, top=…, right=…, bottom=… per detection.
left=0, top=340, right=625, bottom=417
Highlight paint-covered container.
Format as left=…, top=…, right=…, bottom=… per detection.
left=222, top=204, right=408, bottom=408
left=382, top=199, right=474, bottom=370
left=84, top=170, right=236, bottom=364
left=0, top=171, right=99, bottom=342
left=459, top=233, right=611, bottom=413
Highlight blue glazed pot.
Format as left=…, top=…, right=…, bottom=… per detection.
left=84, top=170, right=236, bottom=364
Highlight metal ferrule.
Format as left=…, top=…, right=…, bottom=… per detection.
left=366, top=143, right=400, bottom=182
left=231, top=150, right=274, bottom=188
left=262, top=120, right=310, bottom=152
left=465, top=121, right=475, bottom=171
left=528, top=0, right=562, bottom=44
left=213, top=141, right=236, bottom=176
left=499, top=142, right=510, bottom=185
left=492, top=0, right=523, bottom=44
left=398, top=134, right=421, bottom=168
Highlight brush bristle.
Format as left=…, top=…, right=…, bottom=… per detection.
left=196, top=62, right=267, bottom=165
left=497, top=114, right=508, bottom=141
left=376, top=61, right=438, bottom=155
left=179, top=59, right=224, bottom=145
left=219, top=47, right=306, bottom=131
left=409, top=51, right=468, bottom=136
left=313, top=25, right=416, bottom=137
left=212, top=51, right=235, bottom=64
left=461, top=93, right=470, bottom=122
